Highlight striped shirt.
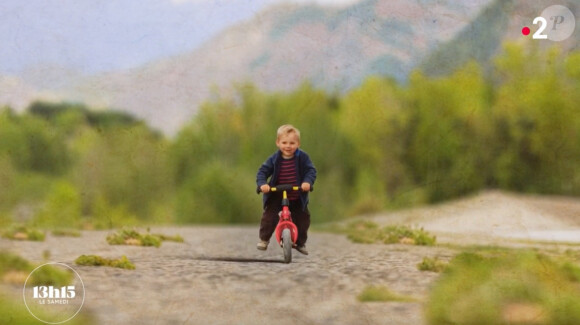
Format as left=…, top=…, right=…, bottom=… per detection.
left=277, top=158, right=299, bottom=200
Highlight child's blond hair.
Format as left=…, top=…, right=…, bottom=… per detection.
left=277, top=124, right=301, bottom=140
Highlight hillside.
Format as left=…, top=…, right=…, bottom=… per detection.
left=54, top=0, right=494, bottom=134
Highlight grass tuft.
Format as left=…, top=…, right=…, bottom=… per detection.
left=417, top=257, right=448, bottom=273
left=1, top=225, right=45, bottom=241
left=75, top=255, right=135, bottom=270
left=329, top=220, right=436, bottom=246
left=358, top=285, right=417, bottom=302
left=51, top=229, right=82, bottom=237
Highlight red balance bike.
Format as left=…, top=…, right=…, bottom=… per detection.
left=263, top=184, right=300, bottom=263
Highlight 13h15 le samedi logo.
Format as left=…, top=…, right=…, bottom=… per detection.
left=23, top=263, right=85, bottom=324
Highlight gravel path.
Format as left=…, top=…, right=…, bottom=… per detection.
left=2, top=226, right=453, bottom=325
left=4, top=190, right=580, bottom=324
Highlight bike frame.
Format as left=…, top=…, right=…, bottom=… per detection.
left=271, top=185, right=299, bottom=245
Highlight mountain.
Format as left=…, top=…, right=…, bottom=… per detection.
left=63, top=0, right=494, bottom=135
left=2, top=0, right=578, bottom=135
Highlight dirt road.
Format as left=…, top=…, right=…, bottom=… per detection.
left=3, top=190, right=580, bottom=324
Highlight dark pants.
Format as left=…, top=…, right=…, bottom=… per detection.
left=259, top=194, right=310, bottom=247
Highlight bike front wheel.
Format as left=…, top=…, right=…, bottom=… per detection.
left=282, top=228, right=292, bottom=264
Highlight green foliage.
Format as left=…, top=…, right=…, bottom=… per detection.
left=28, top=101, right=142, bottom=130
left=417, top=257, right=447, bottom=273
left=358, top=285, right=416, bottom=302
left=71, top=125, right=173, bottom=222
left=2, top=225, right=45, bottom=241
left=175, top=161, right=260, bottom=224
left=75, top=255, right=135, bottom=270
left=89, top=195, right=139, bottom=230
left=0, top=42, right=578, bottom=226
left=0, top=109, right=71, bottom=175
left=425, top=249, right=580, bottom=324
left=32, top=181, right=82, bottom=229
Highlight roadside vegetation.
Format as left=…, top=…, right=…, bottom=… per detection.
left=425, top=247, right=580, bottom=324
left=0, top=251, right=94, bottom=325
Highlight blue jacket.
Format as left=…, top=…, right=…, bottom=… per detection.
left=256, top=149, right=317, bottom=210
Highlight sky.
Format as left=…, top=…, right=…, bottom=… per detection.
left=0, top=0, right=360, bottom=76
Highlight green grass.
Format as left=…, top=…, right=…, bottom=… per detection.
left=425, top=247, right=580, bottom=324
left=1, top=225, right=45, bottom=241
left=322, top=220, right=436, bottom=246
left=358, top=285, right=417, bottom=303
left=75, top=255, right=135, bottom=270
left=417, top=256, right=447, bottom=273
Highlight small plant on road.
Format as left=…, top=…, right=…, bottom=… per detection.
left=358, top=285, right=416, bottom=302
left=51, top=229, right=81, bottom=237
left=334, top=220, right=436, bottom=246
left=106, top=229, right=161, bottom=247
left=2, top=225, right=45, bottom=241
left=417, top=257, right=447, bottom=273
left=75, top=255, right=135, bottom=270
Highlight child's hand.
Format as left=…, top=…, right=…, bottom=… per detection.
left=301, top=182, right=311, bottom=192
left=260, top=184, right=271, bottom=193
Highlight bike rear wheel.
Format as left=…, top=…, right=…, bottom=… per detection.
left=282, top=228, right=292, bottom=264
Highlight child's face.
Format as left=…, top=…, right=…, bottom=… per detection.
left=276, top=132, right=300, bottom=158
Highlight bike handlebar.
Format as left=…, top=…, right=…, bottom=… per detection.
left=271, top=184, right=300, bottom=192
left=257, top=184, right=301, bottom=193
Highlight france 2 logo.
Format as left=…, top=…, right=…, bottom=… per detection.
left=522, top=5, right=576, bottom=41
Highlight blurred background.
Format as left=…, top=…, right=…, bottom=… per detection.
left=0, top=0, right=578, bottom=229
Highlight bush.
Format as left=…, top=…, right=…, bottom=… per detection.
left=426, top=248, right=580, bottom=324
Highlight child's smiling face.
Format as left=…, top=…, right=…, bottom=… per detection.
left=276, top=132, right=300, bottom=158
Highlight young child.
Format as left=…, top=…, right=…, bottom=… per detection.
left=256, top=124, right=317, bottom=255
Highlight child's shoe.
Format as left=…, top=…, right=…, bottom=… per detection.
left=256, top=240, right=269, bottom=251
left=293, top=244, right=309, bottom=255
